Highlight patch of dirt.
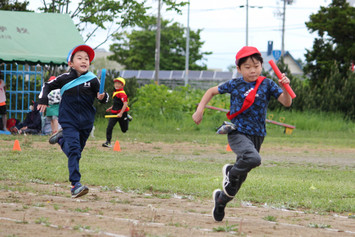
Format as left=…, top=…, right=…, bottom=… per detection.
left=1, top=181, right=354, bottom=237
left=1, top=139, right=354, bottom=236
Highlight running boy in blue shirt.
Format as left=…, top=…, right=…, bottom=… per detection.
left=192, top=46, right=292, bottom=222
left=38, top=45, right=109, bottom=198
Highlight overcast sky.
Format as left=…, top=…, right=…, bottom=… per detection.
left=166, top=0, right=332, bottom=70
left=28, top=0, right=354, bottom=71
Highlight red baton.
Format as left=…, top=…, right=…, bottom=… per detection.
left=268, top=60, right=296, bottom=99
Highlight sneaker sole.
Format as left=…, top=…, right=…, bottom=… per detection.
left=72, top=187, right=89, bottom=198
left=49, top=129, right=63, bottom=144
left=222, top=164, right=235, bottom=198
left=212, top=189, right=223, bottom=222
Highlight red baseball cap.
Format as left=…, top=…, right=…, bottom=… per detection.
left=235, top=46, right=261, bottom=64
left=67, top=44, right=95, bottom=63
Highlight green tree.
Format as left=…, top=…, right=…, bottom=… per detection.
left=0, top=0, right=29, bottom=11
left=227, top=64, right=236, bottom=72
left=304, top=0, right=355, bottom=88
left=37, top=0, right=186, bottom=49
left=108, top=16, right=211, bottom=70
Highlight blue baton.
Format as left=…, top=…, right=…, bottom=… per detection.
left=99, top=69, right=106, bottom=94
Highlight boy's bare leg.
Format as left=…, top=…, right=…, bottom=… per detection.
left=51, top=119, right=59, bottom=134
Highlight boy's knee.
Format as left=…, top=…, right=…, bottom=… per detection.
left=250, top=155, right=261, bottom=168
left=121, top=126, right=128, bottom=133
left=242, top=152, right=261, bottom=169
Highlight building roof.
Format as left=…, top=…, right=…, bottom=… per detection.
left=261, top=51, right=303, bottom=75
left=0, top=10, right=84, bottom=65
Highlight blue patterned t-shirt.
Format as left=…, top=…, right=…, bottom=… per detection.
left=218, top=77, right=283, bottom=136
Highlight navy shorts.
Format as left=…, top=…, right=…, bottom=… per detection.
left=0, top=105, right=6, bottom=115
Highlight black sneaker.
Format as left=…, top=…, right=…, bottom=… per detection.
left=212, top=189, right=226, bottom=222
left=222, top=164, right=237, bottom=198
left=102, top=141, right=112, bottom=148
left=71, top=183, right=89, bottom=198
left=49, top=129, right=63, bottom=144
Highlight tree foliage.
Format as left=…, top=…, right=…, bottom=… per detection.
left=304, top=0, right=355, bottom=88
left=38, top=0, right=187, bottom=49
left=108, top=16, right=212, bottom=70
left=267, top=58, right=355, bottom=120
left=0, top=0, right=29, bottom=11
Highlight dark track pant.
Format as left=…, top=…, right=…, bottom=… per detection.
left=105, top=112, right=128, bottom=143
left=220, top=131, right=264, bottom=202
left=59, top=124, right=91, bottom=186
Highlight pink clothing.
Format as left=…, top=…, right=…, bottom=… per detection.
left=0, top=80, right=6, bottom=104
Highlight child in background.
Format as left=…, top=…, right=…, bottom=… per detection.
left=102, top=77, right=130, bottom=148
left=0, top=77, right=7, bottom=131
left=46, top=76, right=61, bottom=134
left=38, top=45, right=108, bottom=198
left=10, top=101, right=41, bottom=135
left=192, top=46, right=292, bottom=222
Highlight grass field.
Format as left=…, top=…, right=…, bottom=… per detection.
left=1, top=112, right=354, bottom=236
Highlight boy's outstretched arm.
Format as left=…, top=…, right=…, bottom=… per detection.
left=277, top=73, right=293, bottom=107
left=192, top=86, right=219, bottom=125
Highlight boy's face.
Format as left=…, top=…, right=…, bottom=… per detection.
left=114, top=81, right=124, bottom=90
left=237, top=57, right=262, bottom=83
left=68, top=50, right=90, bottom=75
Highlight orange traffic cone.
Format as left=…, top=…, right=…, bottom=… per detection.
left=13, top=139, right=21, bottom=151
left=113, top=140, right=121, bottom=151
left=226, top=144, right=232, bottom=151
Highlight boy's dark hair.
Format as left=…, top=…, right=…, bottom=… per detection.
left=70, top=54, right=75, bottom=63
left=237, top=53, right=263, bottom=68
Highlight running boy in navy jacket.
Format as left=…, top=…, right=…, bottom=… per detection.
left=193, top=46, right=292, bottom=221
left=38, top=45, right=108, bottom=198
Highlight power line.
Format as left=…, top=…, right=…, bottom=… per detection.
left=188, top=5, right=322, bottom=12
left=201, top=25, right=307, bottom=33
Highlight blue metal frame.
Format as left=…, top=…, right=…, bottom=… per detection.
left=2, top=63, right=43, bottom=121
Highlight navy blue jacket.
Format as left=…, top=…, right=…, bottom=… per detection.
left=38, top=69, right=108, bottom=129
left=21, top=102, right=42, bottom=132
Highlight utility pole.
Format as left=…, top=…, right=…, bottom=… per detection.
left=184, top=0, right=190, bottom=86
left=241, top=1, right=262, bottom=46
left=281, top=0, right=286, bottom=57
left=154, top=0, right=161, bottom=85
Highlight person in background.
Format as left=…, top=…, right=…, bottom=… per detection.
left=102, top=77, right=130, bottom=148
left=46, top=76, right=61, bottom=134
left=10, top=101, right=42, bottom=135
left=0, top=76, right=7, bottom=131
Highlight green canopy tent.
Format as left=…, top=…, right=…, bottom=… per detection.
left=0, top=10, right=84, bottom=122
left=0, top=10, right=84, bottom=64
